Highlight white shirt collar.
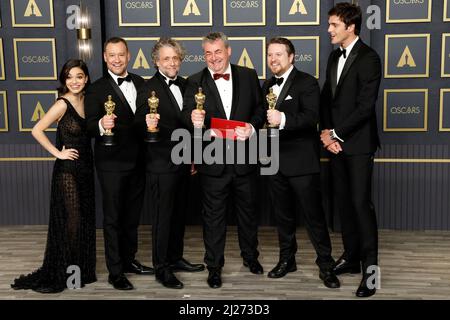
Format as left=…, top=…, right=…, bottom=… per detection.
left=108, top=69, right=130, bottom=84
left=208, top=64, right=232, bottom=79
left=158, top=70, right=177, bottom=84
left=340, top=36, right=359, bottom=57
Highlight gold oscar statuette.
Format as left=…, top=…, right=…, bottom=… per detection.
left=194, top=87, right=206, bottom=133
left=145, top=91, right=160, bottom=143
left=266, top=87, right=279, bottom=137
left=101, top=95, right=116, bottom=146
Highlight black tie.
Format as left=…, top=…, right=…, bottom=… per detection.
left=270, top=76, right=284, bottom=87
left=168, top=78, right=181, bottom=87
left=117, top=74, right=132, bottom=86
left=338, top=48, right=347, bottom=59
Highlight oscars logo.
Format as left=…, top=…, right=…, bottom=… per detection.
left=132, top=48, right=151, bottom=70
left=237, top=48, right=255, bottom=69
left=289, top=0, right=307, bottom=15
left=183, top=0, right=201, bottom=16
left=24, top=0, right=43, bottom=17
left=397, top=46, right=417, bottom=68
left=31, top=101, right=45, bottom=122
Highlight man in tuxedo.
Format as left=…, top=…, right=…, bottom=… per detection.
left=135, top=38, right=205, bottom=289
left=320, top=3, right=381, bottom=297
left=182, top=32, right=266, bottom=288
left=263, top=37, right=340, bottom=289
left=85, top=37, right=153, bottom=291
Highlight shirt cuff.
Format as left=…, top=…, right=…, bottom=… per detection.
left=279, top=112, right=286, bottom=130
left=250, top=124, right=256, bottom=137
left=330, top=129, right=344, bottom=142
left=98, top=119, right=106, bottom=136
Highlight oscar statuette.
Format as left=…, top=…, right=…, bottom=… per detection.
left=145, top=91, right=160, bottom=143
left=193, top=87, right=206, bottom=139
left=101, top=95, right=116, bottom=146
left=266, top=87, right=279, bottom=138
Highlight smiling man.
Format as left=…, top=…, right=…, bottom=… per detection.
left=181, top=32, right=266, bottom=289
left=320, top=3, right=381, bottom=298
left=135, top=38, right=205, bottom=290
left=85, top=37, right=153, bottom=291
left=262, top=37, right=339, bottom=290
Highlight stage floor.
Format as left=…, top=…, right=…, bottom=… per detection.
left=1, top=226, right=449, bottom=300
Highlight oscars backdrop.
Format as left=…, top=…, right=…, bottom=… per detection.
left=0, top=0, right=449, bottom=231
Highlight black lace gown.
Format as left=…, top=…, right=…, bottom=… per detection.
left=12, top=97, right=97, bottom=293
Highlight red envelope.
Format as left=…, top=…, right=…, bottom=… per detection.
left=210, top=117, right=246, bottom=140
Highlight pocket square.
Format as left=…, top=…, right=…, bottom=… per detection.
left=285, top=95, right=293, bottom=101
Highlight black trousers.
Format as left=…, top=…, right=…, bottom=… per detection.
left=97, top=169, right=145, bottom=276
left=200, top=167, right=259, bottom=268
left=148, top=171, right=188, bottom=271
left=330, top=153, right=378, bottom=272
left=267, top=172, right=334, bottom=271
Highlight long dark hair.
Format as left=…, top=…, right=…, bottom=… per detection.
left=57, top=59, right=91, bottom=95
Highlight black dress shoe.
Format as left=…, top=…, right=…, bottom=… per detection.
left=32, top=286, right=65, bottom=294
left=124, top=259, right=154, bottom=275
left=267, top=260, right=297, bottom=278
left=356, top=276, right=376, bottom=298
left=319, top=270, right=340, bottom=289
left=207, top=269, right=222, bottom=289
left=156, top=269, right=184, bottom=289
left=243, top=259, right=264, bottom=274
left=108, top=274, right=134, bottom=290
left=333, top=257, right=361, bottom=275
left=171, top=258, right=205, bottom=273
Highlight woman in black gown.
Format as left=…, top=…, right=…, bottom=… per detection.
left=11, top=59, right=96, bottom=293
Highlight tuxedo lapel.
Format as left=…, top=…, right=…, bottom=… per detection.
left=107, top=74, right=134, bottom=116
left=336, top=40, right=362, bottom=93
left=203, top=69, right=227, bottom=119
left=155, top=72, right=182, bottom=114
left=276, top=67, right=296, bottom=109
left=330, top=50, right=339, bottom=98
left=229, top=65, right=240, bottom=120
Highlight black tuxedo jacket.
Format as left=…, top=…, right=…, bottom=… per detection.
left=262, top=67, right=321, bottom=176
left=181, top=64, right=265, bottom=177
left=85, top=72, right=145, bottom=171
left=320, top=39, right=381, bottom=155
left=135, top=72, right=189, bottom=174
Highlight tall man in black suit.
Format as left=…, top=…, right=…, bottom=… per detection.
left=182, top=32, right=266, bottom=288
left=85, top=37, right=153, bottom=291
left=263, top=37, right=339, bottom=289
left=320, top=3, right=381, bottom=297
left=135, top=38, right=205, bottom=289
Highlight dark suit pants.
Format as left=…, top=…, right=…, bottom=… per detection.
left=200, top=168, right=259, bottom=268
left=330, top=153, right=378, bottom=272
left=267, top=172, right=334, bottom=271
left=97, top=169, right=145, bottom=276
left=148, top=171, right=188, bottom=271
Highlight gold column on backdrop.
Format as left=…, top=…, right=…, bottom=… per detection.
left=77, top=1, right=92, bottom=61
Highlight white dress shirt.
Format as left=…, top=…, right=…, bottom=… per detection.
left=99, top=70, right=138, bottom=135
left=160, top=71, right=183, bottom=110
left=337, top=36, right=359, bottom=84
left=332, top=36, right=359, bottom=142
left=209, top=64, right=233, bottom=120
left=270, top=65, right=294, bottom=130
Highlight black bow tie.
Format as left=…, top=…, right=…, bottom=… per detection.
left=117, top=75, right=132, bottom=85
left=168, top=78, right=181, bottom=87
left=338, top=48, right=347, bottom=59
left=270, top=76, right=284, bottom=87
